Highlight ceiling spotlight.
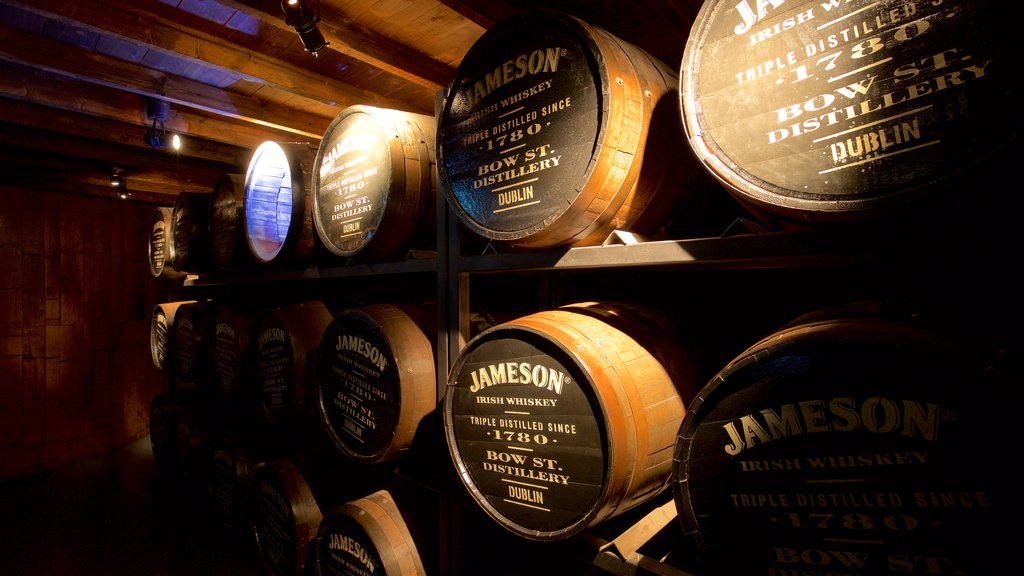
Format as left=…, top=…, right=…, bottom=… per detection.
left=144, top=97, right=182, bottom=150
left=110, top=169, right=125, bottom=188
left=144, top=124, right=182, bottom=150
left=282, top=0, right=329, bottom=56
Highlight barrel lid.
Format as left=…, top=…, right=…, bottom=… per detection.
left=316, top=309, right=404, bottom=462
left=672, top=305, right=1010, bottom=574
left=312, top=106, right=399, bottom=258
left=252, top=458, right=322, bottom=576
left=680, top=0, right=1017, bottom=225
left=244, top=141, right=311, bottom=264
left=437, top=10, right=608, bottom=243
left=443, top=321, right=609, bottom=540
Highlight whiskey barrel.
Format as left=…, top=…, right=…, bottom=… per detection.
left=312, top=105, right=437, bottom=261
left=443, top=301, right=703, bottom=541
left=207, top=173, right=253, bottom=272
left=207, top=302, right=257, bottom=416
left=149, top=394, right=181, bottom=479
left=312, top=486, right=434, bottom=576
left=150, top=300, right=196, bottom=372
left=209, top=435, right=258, bottom=538
left=672, top=300, right=1011, bottom=575
left=437, top=9, right=721, bottom=249
left=252, top=301, right=335, bottom=427
left=251, top=443, right=385, bottom=576
left=147, top=207, right=184, bottom=279
left=244, top=141, right=319, bottom=268
left=315, top=303, right=436, bottom=464
left=251, top=458, right=324, bottom=576
left=170, top=191, right=213, bottom=274
left=171, top=300, right=210, bottom=386
left=679, top=1, right=1017, bottom=227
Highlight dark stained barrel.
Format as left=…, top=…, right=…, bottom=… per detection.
left=312, top=105, right=437, bottom=261
left=170, top=191, right=213, bottom=274
left=208, top=302, right=255, bottom=413
left=244, top=141, right=319, bottom=268
left=171, top=300, right=210, bottom=387
left=437, top=9, right=721, bottom=249
left=313, top=485, right=436, bottom=576
left=679, top=1, right=1017, bottom=227
left=251, top=444, right=385, bottom=576
left=150, top=300, right=196, bottom=372
left=672, top=299, right=1011, bottom=575
left=315, top=303, right=436, bottom=464
left=252, top=301, right=334, bottom=427
left=208, top=435, right=258, bottom=540
left=443, top=301, right=704, bottom=541
left=150, top=394, right=181, bottom=479
left=251, top=458, right=324, bottom=576
left=148, top=207, right=185, bottom=279
left=207, top=173, right=253, bottom=272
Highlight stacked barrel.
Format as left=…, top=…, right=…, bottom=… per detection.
left=144, top=4, right=1014, bottom=576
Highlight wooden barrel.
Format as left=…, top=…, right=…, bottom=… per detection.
left=208, top=302, right=255, bottom=413
left=207, top=173, right=253, bottom=272
left=437, top=9, right=721, bottom=249
left=252, top=300, right=335, bottom=427
left=250, top=443, right=385, bottom=576
left=170, top=191, right=213, bottom=274
left=150, top=300, right=196, bottom=372
left=209, top=435, right=258, bottom=539
left=147, top=207, right=185, bottom=279
left=149, top=393, right=181, bottom=479
left=244, top=141, right=319, bottom=268
left=312, top=486, right=434, bottom=576
left=315, top=303, right=436, bottom=464
left=171, top=300, right=210, bottom=386
left=251, top=458, right=324, bottom=576
left=679, top=1, right=1017, bottom=227
left=312, top=105, right=437, bottom=261
left=443, top=301, right=703, bottom=541
left=671, top=300, right=1011, bottom=575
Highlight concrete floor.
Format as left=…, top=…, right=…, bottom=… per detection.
left=0, top=436, right=261, bottom=576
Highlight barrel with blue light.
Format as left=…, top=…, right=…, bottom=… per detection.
left=244, top=141, right=318, bottom=268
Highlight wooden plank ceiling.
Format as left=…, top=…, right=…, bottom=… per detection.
left=0, top=0, right=703, bottom=205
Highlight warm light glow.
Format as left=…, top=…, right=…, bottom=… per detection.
left=171, top=133, right=182, bottom=150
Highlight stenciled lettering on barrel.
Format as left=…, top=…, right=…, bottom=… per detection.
left=439, top=16, right=600, bottom=238
left=672, top=312, right=1006, bottom=575
left=447, top=334, right=604, bottom=536
left=682, top=0, right=1012, bottom=219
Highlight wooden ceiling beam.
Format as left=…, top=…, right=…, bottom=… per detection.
left=0, top=96, right=252, bottom=168
left=8, top=0, right=415, bottom=111
left=0, top=21, right=329, bottom=139
left=226, top=0, right=456, bottom=90
left=0, top=61, right=299, bottom=154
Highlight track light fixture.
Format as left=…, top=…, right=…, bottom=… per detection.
left=143, top=97, right=182, bottom=150
left=110, top=168, right=125, bottom=188
left=282, top=0, right=328, bottom=56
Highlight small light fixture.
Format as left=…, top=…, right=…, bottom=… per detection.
left=110, top=168, right=125, bottom=188
left=282, top=0, right=329, bottom=56
left=143, top=98, right=182, bottom=150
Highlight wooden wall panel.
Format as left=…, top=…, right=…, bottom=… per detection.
left=0, top=185, right=167, bottom=478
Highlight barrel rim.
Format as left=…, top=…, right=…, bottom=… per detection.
left=208, top=172, right=249, bottom=271
left=671, top=312, right=968, bottom=558
left=677, top=0, right=1014, bottom=225
left=443, top=316, right=623, bottom=541
left=436, top=8, right=614, bottom=244
left=316, top=303, right=436, bottom=463
left=244, top=141, right=312, bottom=264
left=311, top=106, right=397, bottom=258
